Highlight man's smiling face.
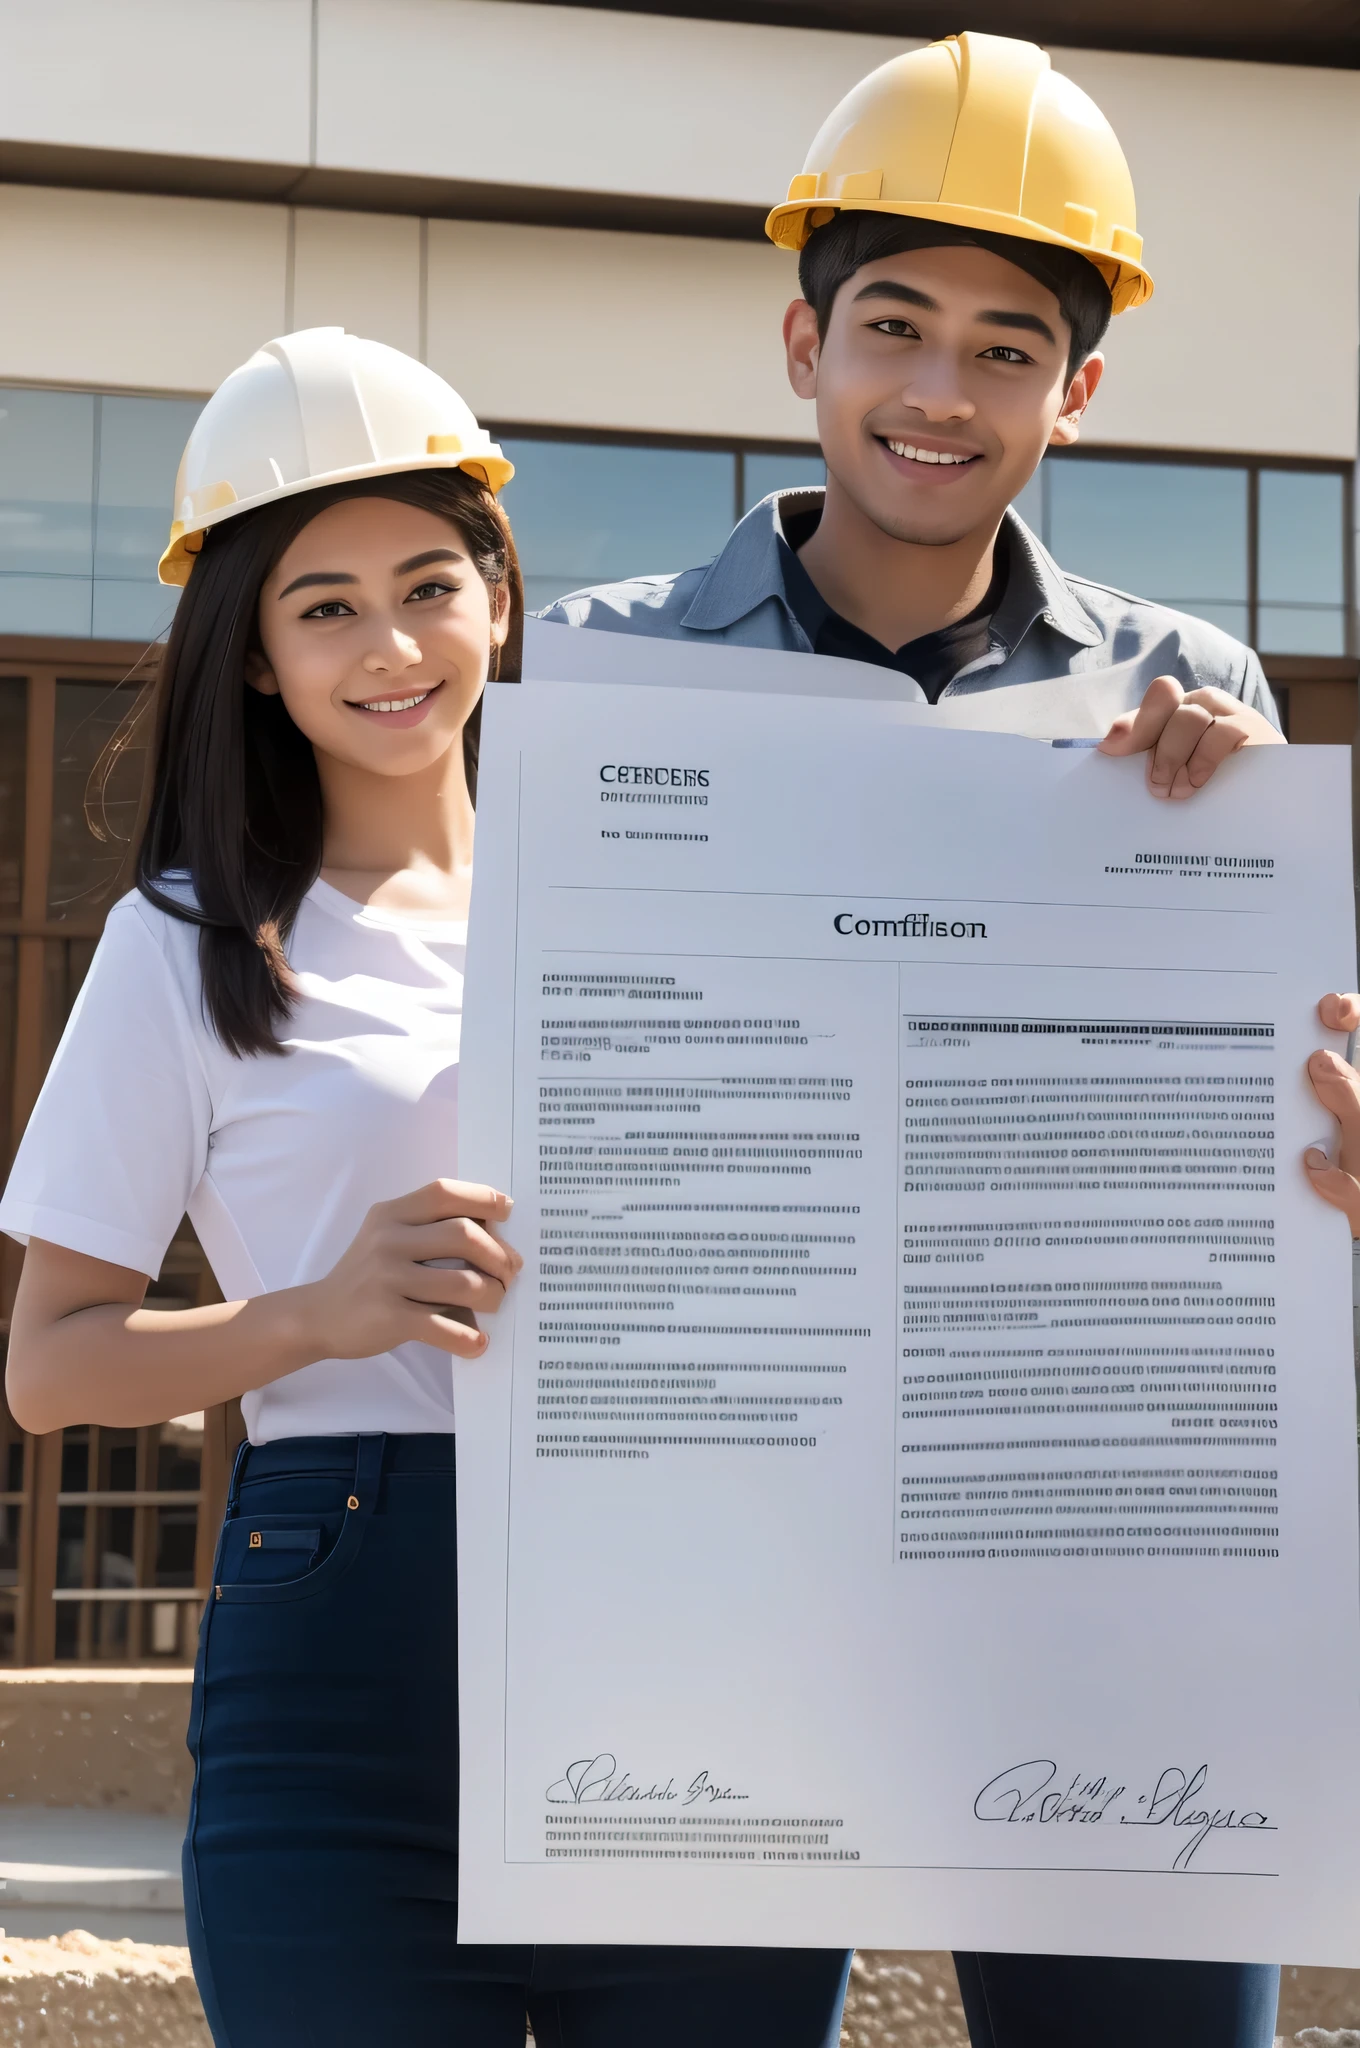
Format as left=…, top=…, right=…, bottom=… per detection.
left=786, top=241, right=1102, bottom=549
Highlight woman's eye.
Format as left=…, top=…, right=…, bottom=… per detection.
left=981, top=345, right=1031, bottom=364
left=406, top=579, right=458, bottom=603
left=302, top=599, right=356, bottom=619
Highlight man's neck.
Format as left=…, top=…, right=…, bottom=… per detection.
left=794, top=475, right=1002, bottom=652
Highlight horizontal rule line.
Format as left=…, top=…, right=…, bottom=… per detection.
left=547, top=887, right=1266, bottom=920
left=538, top=951, right=1273, bottom=977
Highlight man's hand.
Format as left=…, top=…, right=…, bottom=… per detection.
left=1305, top=993, right=1360, bottom=1237
left=1098, top=675, right=1283, bottom=798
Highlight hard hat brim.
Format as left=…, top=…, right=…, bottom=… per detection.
left=765, top=197, right=1153, bottom=315
left=158, top=448, right=515, bottom=587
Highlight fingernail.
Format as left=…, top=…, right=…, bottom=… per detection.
left=1305, top=1149, right=1328, bottom=1169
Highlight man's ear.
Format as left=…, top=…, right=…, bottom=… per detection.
left=784, top=298, right=821, bottom=401
left=1048, top=352, right=1104, bottom=448
left=244, top=648, right=281, bottom=696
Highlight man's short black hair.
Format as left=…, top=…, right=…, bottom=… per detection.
left=798, top=211, right=1113, bottom=380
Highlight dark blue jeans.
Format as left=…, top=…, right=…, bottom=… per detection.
left=183, top=1433, right=852, bottom=2047
left=953, top=1950, right=1280, bottom=2047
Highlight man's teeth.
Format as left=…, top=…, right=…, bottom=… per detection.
left=885, top=441, right=973, bottom=465
left=360, top=691, right=430, bottom=713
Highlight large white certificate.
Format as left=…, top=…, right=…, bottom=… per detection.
left=456, top=649, right=1360, bottom=1963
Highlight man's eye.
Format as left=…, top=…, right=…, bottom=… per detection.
left=870, top=319, right=917, bottom=338
left=406, top=580, right=458, bottom=602
left=302, top=599, right=356, bottom=619
left=981, top=345, right=1031, bottom=364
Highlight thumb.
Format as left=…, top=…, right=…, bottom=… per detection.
left=1304, top=1148, right=1360, bottom=1237
left=1098, top=675, right=1184, bottom=756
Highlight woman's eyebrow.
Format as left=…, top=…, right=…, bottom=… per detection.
left=277, top=570, right=358, bottom=599
left=396, top=547, right=465, bottom=574
left=276, top=548, right=465, bottom=600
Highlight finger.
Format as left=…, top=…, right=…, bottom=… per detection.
left=1146, top=702, right=1215, bottom=793
left=392, top=1180, right=514, bottom=1226
left=1176, top=711, right=1253, bottom=790
left=1178, top=687, right=1245, bottom=719
left=404, top=1265, right=508, bottom=1315
left=1303, top=1150, right=1360, bottom=1237
left=406, top=1217, right=523, bottom=1280
left=418, top=1312, right=492, bottom=1359
left=1097, top=674, right=1183, bottom=756
left=1306, top=1048, right=1360, bottom=1178
left=1318, top=992, right=1360, bottom=1034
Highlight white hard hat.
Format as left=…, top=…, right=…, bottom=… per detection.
left=159, top=326, right=513, bottom=586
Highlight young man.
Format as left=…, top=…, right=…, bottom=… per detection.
left=541, top=33, right=1349, bottom=2048
left=544, top=36, right=1281, bottom=798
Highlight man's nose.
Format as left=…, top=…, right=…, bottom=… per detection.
left=899, top=356, right=976, bottom=423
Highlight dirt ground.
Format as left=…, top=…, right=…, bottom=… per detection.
left=3, top=1933, right=1357, bottom=2045
left=842, top=1952, right=1360, bottom=2046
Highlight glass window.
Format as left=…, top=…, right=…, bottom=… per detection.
left=500, top=439, right=736, bottom=615
left=1258, top=468, right=1347, bottom=656
left=0, top=387, right=196, bottom=641
left=743, top=451, right=824, bottom=512
left=94, top=395, right=200, bottom=643
left=1046, top=458, right=1250, bottom=642
left=0, top=388, right=95, bottom=578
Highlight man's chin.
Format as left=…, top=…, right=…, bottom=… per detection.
left=843, top=480, right=997, bottom=551
left=866, top=509, right=989, bottom=549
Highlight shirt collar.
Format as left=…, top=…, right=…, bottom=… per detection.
left=681, top=487, right=1103, bottom=652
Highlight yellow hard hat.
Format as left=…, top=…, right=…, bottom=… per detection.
left=765, top=31, right=1152, bottom=315
left=159, top=326, right=513, bottom=586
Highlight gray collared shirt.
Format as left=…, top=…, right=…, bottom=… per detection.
left=537, top=490, right=1279, bottom=725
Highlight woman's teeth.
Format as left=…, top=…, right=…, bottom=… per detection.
left=359, top=691, right=430, bottom=712
left=885, top=441, right=973, bottom=465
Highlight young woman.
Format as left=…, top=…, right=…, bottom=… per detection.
left=0, top=329, right=852, bottom=2048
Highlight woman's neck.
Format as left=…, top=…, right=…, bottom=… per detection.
left=315, top=740, right=476, bottom=918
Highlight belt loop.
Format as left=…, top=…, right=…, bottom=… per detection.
left=348, top=1433, right=386, bottom=1516
left=224, top=1434, right=252, bottom=1514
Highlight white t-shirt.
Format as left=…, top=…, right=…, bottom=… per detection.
left=0, top=879, right=468, bottom=1443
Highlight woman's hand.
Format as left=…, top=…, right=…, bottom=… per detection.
left=1098, top=675, right=1283, bottom=798
left=299, top=1179, right=522, bottom=1359
left=1304, top=994, right=1360, bottom=1237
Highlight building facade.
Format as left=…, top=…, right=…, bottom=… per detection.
left=0, top=0, right=1356, bottom=1662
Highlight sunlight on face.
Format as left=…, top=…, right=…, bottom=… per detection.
left=251, top=496, right=507, bottom=780
left=794, top=244, right=1095, bottom=549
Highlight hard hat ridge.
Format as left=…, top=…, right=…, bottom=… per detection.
left=159, top=327, right=513, bottom=587
left=765, top=30, right=1152, bottom=315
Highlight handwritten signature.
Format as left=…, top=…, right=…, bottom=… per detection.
left=973, top=1759, right=1274, bottom=1871
left=546, top=1753, right=749, bottom=1809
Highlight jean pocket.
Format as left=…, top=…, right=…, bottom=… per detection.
left=214, top=1507, right=366, bottom=1605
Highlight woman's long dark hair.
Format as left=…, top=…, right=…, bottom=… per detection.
left=136, top=468, right=523, bottom=1058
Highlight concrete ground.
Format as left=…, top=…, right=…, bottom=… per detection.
left=0, top=1805, right=187, bottom=1943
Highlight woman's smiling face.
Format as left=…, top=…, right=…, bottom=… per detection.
left=249, top=494, right=507, bottom=778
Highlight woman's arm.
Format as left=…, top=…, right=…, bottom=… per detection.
left=5, top=1179, right=521, bottom=1436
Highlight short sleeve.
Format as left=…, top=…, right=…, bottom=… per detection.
left=0, top=899, right=212, bottom=1277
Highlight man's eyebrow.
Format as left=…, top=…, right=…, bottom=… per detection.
left=851, top=280, right=937, bottom=313
left=276, top=570, right=358, bottom=599
left=977, top=308, right=1058, bottom=347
